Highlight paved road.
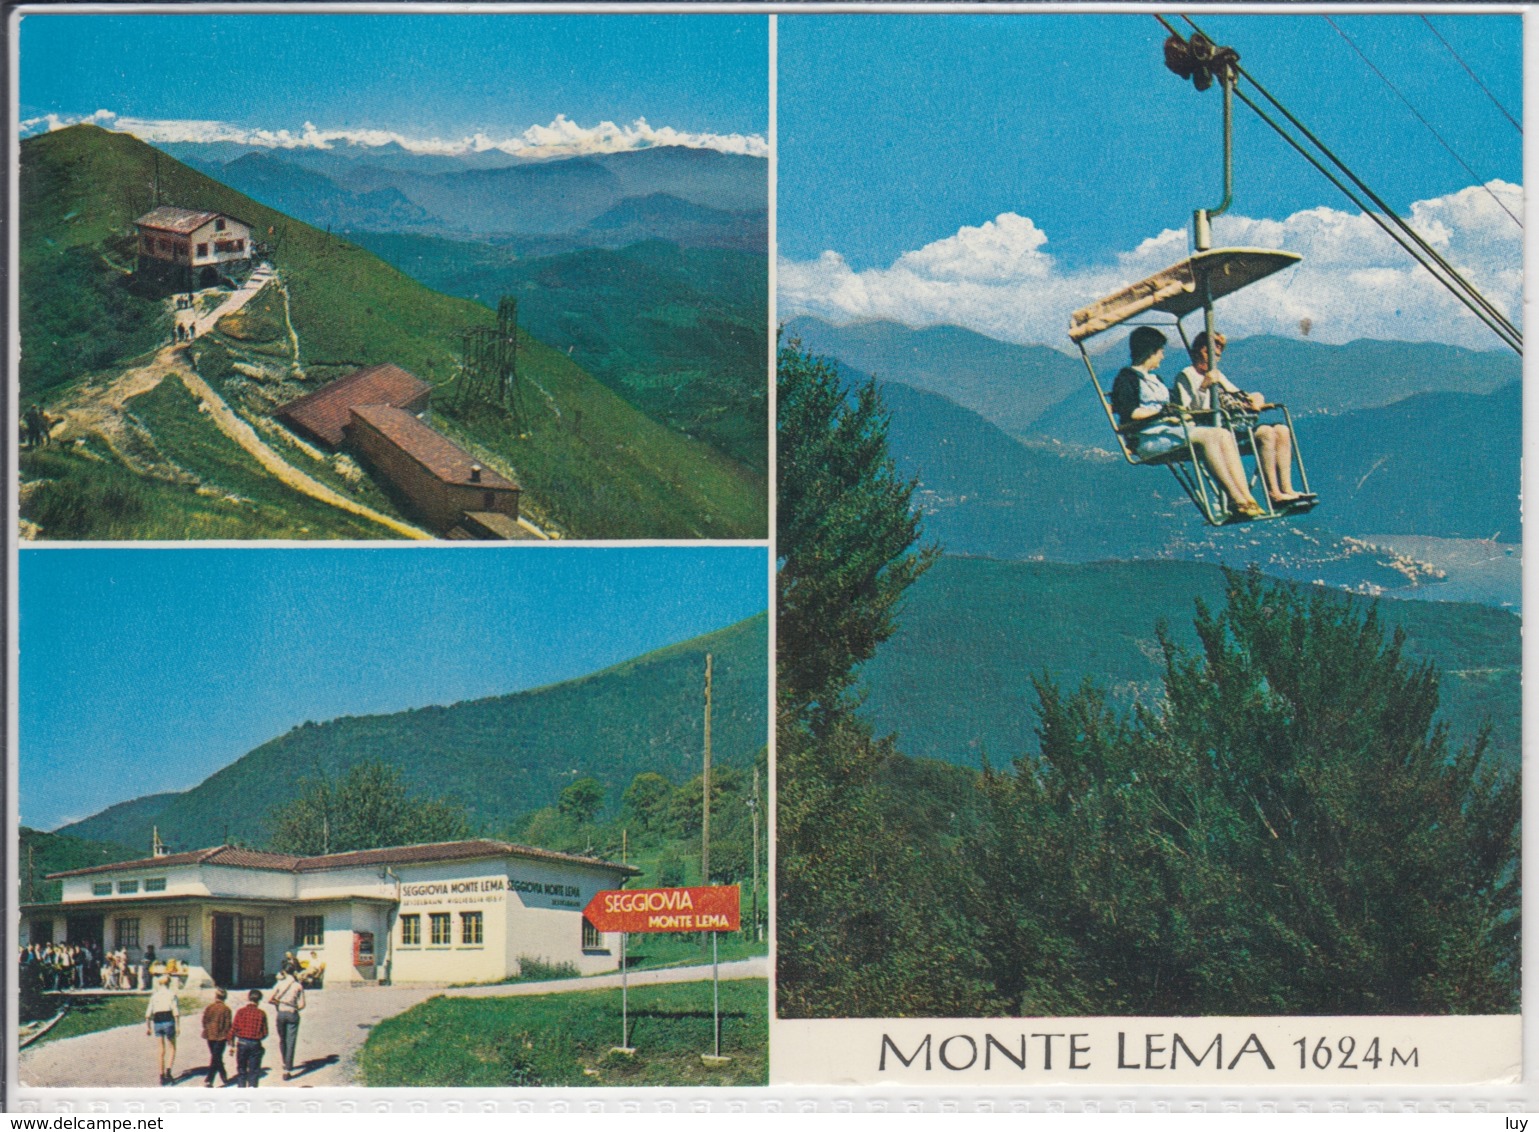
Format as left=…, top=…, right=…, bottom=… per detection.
left=18, top=958, right=767, bottom=1089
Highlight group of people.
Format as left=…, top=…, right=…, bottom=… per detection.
left=1110, top=326, right=1312, bottom=521
left=22, top=404, right=54, bottom=448
left=19, top=942, right=97, bottom=991
left=148, top=966, right=309, bottom=1088
left=18, top=941, right=189, bottom=992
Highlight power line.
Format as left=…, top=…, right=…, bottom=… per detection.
left=1419, top=15, right=1521, bottom=136
left=1323, top=16, right=1521, bottom=232
left=1231, top=83, right=1520, bottom=355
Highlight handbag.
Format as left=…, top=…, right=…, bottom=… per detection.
left=1216, top=387, right=1259, bottom=424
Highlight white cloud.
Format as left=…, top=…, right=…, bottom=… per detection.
left=779, top=183, right=1523, bottom=352
left=19, top=109, right=767, bottom=159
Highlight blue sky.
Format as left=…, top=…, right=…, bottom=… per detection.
left=20, top=13, right=767, bottom=147
left=779, top=13, right=1520, bottom=269
left=20, top=547, right=768, bottom=831
left=778, top=14, right=1521, bottom=350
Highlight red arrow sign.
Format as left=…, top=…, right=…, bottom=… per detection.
left=584, top=885, right=740, bottom=934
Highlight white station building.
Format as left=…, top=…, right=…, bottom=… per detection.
left=24, top=840, right=640, bottom=988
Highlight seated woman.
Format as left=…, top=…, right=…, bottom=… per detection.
left=1111, top=327, right=1264, bottom=520
left=1175, top=331, right=1310, bottom=507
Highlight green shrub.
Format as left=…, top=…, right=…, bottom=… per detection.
left=657, top=853, right=685, bottom=888
left=23, top=465, right=150, bottom=539
left=515, top=956, right=580, bottom=982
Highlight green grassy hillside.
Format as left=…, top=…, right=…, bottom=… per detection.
left=359, top=980, right=768, bottom=1087
left=861, top=556, right=1519, bottom=770
left=19, top=125, right=764, bottom=539
left=349, top=232, right=768, bottom=472
left=60, top=613, right=768, bottom=850
left=20, top=827, right=141, bottom=903
left=35, top=792, right=178, bottom=852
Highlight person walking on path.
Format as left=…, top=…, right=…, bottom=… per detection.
left=201, top=988, right=233, bottom=1087
left=269, top=969, right=306, bottom=1079
left=144, top=975, right=179, bottom=1085
left=232, top=990, right=268, bottom=1088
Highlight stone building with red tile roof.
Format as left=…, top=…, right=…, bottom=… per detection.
left=347, top=404, right=521, bottom=535
left=25, top=840, right=637, bottom=988
left=276, top=363, right=433, bottom=448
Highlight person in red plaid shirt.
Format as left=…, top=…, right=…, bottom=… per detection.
left=231, top=989, right=269, bottom=1088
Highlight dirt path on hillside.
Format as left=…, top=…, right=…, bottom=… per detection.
left=49, top=345, right=195, bottom=480
left=175, top=364, right=432, bottom=540
left=38, top=273, right=433, bottom=540
left=18, top=958, right=766, bottom=1089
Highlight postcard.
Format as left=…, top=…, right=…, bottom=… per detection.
left=16, top=11, right=769, bottom=542
left=17, top=546, right=770, bottom=1090
left=8, top=2, right=1529, bottom=1111
left=772, top=10, right=1522, bottom=1088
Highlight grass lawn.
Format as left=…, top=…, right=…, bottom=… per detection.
left=27, top=994, right=202, bottom=1049
left=358, top=978, right=766, bottom=1087
left=624, top=932, right=766, bottom=972
left=126, top=378, right=390, bottom=539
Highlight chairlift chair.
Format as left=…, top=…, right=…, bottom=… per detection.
left=1067, top=247, right=1317, bottom=527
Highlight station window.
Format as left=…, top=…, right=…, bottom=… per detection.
left=118, top=879, right=139, bottom=894
left=460, top=912, right=483, bottom=946
left=115, top=917, right=140, bottom=950
left=215, top=218, right=226, bottom=231
left=429, top=913, right=451, bottom=946
left=196, top=243, right=208, bottom=258
left=145, top=878, right=167, bottom=892
left=164, top=915, right=188, bottom=948
left=294, top=915, right=324, bottom=948
left=93, top=882, right=113, bottom=896
left=582, top=918, right=602, bottom=950
left=400, top=915, right=421, bottom=946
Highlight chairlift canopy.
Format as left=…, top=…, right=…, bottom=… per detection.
left=1068, top=247, right=1302, bottom=343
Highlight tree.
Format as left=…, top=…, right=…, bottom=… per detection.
left=979, top=569, right=1520, bottom=1015
left=557, top=777, right=605, bottom=825
left=777, top=341, right=936, bottom=734
left=776, top=342, right=994, bottom=1018
left=268, top=761, right=470, bottom=856
left=621, top=772, right=673, bottom=834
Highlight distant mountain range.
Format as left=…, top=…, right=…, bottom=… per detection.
left=860, top=556, right=1520, bottom=772
left=178, top=140, right=768, bottom=470
left=57, top=614, right=767, bottom=852
left=789, top=317, right=1519, bottom=447
left=793, top=317, right=1519, bottom=579
left=175, top=143, right=768, bottom=245
left=783, top=315, right=1083, bottom=438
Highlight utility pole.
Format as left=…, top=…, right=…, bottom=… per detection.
left=701, top=653, right=713, bottom=886
left=749, top=763, right=760, bottom=941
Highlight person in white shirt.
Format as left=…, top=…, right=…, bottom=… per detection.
left=144, top=975, right=179, bottom=1085
left=268, top=970, right=306, bottom=1080
left=1175, top=331, right=1309, bottom=507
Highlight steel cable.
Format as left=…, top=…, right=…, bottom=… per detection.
left=1162, top=14, right=1520, bottom=354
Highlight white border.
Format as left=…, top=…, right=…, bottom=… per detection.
left=9, top=0, right=1537, bottom=1113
